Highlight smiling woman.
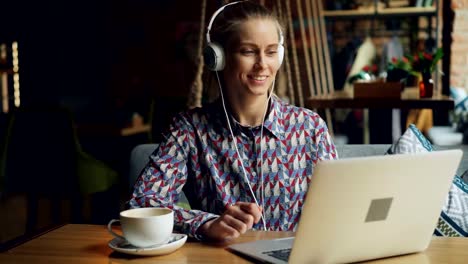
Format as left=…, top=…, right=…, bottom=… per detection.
left=222, top=18, right=282, bottom=126
left=129, top=0, right=337, bottom=243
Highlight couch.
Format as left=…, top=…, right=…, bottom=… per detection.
left=336, top=144, right=468, bottom=180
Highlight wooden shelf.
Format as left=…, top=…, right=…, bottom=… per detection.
left=323, top=6, right=436, bottom=19
left=306, top=88, right=453, bottom=110
left=377, top=6, right=436, bottom=16
left=323, top=9, right=374, bottom=19
left=121, top=124, right=151, bottom=137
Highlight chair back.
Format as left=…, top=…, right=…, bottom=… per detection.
left=129, top=144, right=158, bottom=193
left=128, top=143, right=190, bottom=208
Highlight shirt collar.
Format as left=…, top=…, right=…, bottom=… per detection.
left=263, top=95, right=284, bottom=140
left=208, top=96, right=285, bottom=140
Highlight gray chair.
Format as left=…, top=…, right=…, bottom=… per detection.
left=336, top=144, right=390, bottom=159
left=129, top=144, right=159, bottom=194
left=129, top=144, right=190, bottom=208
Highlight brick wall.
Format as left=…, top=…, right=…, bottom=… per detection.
left=451, top=0, right=468, bottom=91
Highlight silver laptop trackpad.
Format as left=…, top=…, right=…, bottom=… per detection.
left=228, top=237, right=294, bottom=263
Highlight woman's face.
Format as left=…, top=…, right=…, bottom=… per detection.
left=223, top=18, right=281, bottom=100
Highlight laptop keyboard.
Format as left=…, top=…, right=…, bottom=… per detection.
left=263, top=248, right=291, bottom=261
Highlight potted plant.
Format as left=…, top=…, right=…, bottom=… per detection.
left=386, top=56, right=417, bottom=85
left=348, top=64, right=378, bottom=84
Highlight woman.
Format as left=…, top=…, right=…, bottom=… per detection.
left=129, top=1, right=337, bottom=242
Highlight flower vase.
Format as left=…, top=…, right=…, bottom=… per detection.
left=419, top=72, right=433, bottom=98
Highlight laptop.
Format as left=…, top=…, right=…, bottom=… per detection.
left=228, top=150, right=462, bottom=263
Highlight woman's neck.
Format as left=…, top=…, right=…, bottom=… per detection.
left=228, top=94, right=269, bottom=127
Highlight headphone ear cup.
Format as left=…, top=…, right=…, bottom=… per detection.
left=277, top=44, right=284, bottom=66
left=204, top=42, right=225, bottom=71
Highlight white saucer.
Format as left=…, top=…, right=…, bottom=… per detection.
left=108, top=233, right=187, bottom=256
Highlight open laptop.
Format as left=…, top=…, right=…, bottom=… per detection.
left=228, top=150, right=462, bottom=263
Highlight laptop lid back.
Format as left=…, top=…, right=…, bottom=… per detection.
left=290, top=150, right=462, bottom=263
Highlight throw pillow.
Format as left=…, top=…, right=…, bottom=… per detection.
left=387, top=124, right=468, bottom=237
left=435, top=176, right=468, bottom=236
left=450, top=87, right=468, bottom=144
left=386, top=124, right=433, bottom=154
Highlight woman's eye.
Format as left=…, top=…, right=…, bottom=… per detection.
left=241, top=50, right=255, bottom=55
left=267, top=50, right=278, bottom=56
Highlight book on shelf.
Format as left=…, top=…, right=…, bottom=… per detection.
left=387, top=0, right=410, bottom=8
left=424, top=0, right=434, bottom=7
left=415, top=0, right=433, bottom=7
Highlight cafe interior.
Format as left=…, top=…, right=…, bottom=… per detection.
left=1, top=0, right=468, bottom=260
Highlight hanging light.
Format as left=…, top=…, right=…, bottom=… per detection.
left=12, top=41, right=20, bottom=107
left=0, top=43, right=7, bottom=113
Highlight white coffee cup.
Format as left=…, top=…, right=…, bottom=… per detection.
left=107, top=207, right=174, bottom=248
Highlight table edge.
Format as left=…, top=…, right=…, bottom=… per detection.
left=0, top=223, right=66, bottom=253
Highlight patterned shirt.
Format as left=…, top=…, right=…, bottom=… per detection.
left=129, top=96, right=337, bottom=238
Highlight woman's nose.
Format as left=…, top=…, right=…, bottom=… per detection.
left=254, top=54, right=266, bottom=68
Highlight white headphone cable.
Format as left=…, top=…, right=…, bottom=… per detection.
left=215, top=71, right=268, bottom=230
left=258, top=79, right=275, bottom=231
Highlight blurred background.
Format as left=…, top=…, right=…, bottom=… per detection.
left=0, top=0, right=200, bottom=247
left=1, top=0, right=466, bottom=249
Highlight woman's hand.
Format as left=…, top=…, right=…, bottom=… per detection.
left=197, top=202, right=263, bottom=242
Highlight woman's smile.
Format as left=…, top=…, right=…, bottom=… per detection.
left=247, top=74, right=269, bottom=85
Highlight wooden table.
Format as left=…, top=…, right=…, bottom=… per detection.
left=306, top=88, right=454, bottom=143
left=1, top=224, right=468, bottom=263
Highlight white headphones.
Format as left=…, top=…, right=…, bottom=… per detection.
left=204, top=1, right=285, bottom=71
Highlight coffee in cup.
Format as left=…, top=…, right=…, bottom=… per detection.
left=107, top=207, right=174, bottom=248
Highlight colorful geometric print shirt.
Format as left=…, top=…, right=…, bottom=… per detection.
left=129, top=96, right=338, bottom=239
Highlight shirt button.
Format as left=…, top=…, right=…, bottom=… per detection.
left=252, top=172, right=257, bottom=176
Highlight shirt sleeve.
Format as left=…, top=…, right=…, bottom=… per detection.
left=315, top=115, right=339, bottom=161
left=128, top=113, right=219, bottom=239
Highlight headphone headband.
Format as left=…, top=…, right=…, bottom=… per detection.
left=206, top=1, right=242, bottom=44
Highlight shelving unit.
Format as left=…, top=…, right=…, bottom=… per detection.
left=323, top=0, right=441, bottom=93
left=317, top=0, right=445, bottom=144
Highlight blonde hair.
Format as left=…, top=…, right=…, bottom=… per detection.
left=209, top=1, right=284, bottom=51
